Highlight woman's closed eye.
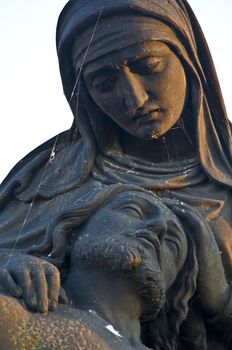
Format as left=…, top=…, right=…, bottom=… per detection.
left=93, top=79, right=115, bottom=93
left=89, top=70, right=117, bottom=93
left=129, top=57, right=163, bottom=75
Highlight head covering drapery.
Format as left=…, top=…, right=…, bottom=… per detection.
left=71, top=15, right=188, bottom=72
left=56, top=0, right=232, bottom=190
left=1, top=0, right=232, bottom=202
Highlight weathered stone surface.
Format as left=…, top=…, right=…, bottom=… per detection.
left=1, top=1, right=232, bottom=349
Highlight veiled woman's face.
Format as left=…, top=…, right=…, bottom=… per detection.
left=83, top=41, right=186, bottom=140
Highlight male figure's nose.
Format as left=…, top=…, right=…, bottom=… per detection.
left=119, top=67, right=148, bottom=110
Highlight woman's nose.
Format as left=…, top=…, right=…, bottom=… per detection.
left=119, top=67, right=148, bottom=110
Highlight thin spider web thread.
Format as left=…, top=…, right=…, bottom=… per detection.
left=5, top=10, right=104, bottom=266
left=69, top=9, right=103, bottom=103
left=5, top=136, right=59, bottom=267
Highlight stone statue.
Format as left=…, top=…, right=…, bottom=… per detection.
left=0, top=185, right=230, bottom=349
left=0, top=0, right=232, bottom=348
left=0, top=186, right=187, bottom=349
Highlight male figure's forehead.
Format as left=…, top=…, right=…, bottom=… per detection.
left=107, top=190, right=162, bottom=209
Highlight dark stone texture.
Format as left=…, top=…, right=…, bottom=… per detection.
left=0, top=1, right=232, bottom=348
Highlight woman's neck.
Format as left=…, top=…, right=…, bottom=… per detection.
left=119, top=116, right=196, bottom=163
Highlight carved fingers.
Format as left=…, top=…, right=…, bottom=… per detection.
left=0, top=254, right=67, bottom=314
left=0, top=268, right=23, bottom=298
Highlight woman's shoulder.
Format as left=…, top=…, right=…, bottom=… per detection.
left=0, top=129, right=85, bottom=201
left=0, top=131, right=68, bottom=188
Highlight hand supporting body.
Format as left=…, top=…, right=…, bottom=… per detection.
left=0, top=252, right=67, bottom=313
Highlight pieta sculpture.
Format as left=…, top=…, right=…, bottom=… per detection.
left=0, top=0, right=232, bottom=349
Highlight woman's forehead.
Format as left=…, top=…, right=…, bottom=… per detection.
left=72, top=14, right=179, bottom=73
left=83, top=41, right=171, bottom=76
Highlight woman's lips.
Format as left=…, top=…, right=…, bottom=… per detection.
left=132, top=108, right=164, bottom=125
left=139, top=109, right=164, bottom=125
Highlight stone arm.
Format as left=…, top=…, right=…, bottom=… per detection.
left=0, top=180, right=71, bottom=313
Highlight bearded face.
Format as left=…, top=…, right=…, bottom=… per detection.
left=70, top=190, right=187, bottom=320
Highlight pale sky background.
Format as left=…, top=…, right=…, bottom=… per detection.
left=0, top=0, right=231, bottom=183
